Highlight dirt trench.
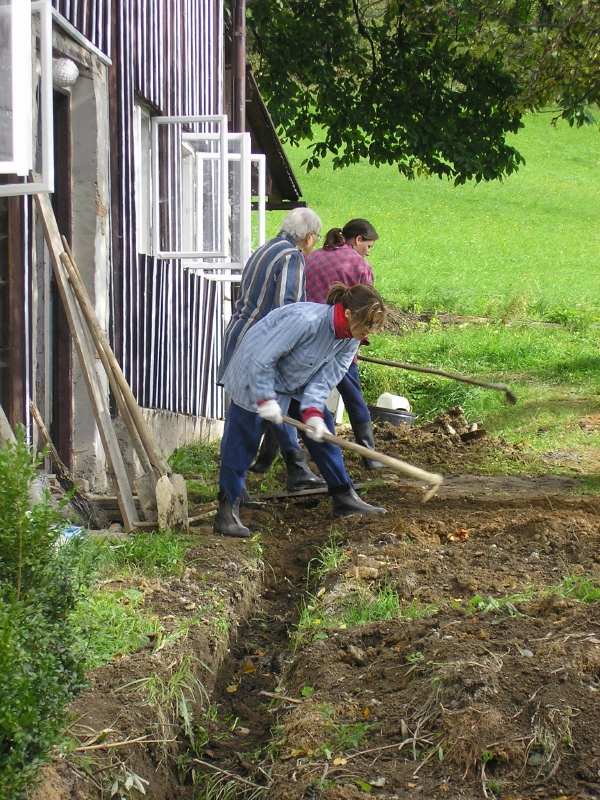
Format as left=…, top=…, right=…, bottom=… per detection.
left=35, top=413, right=600, bottom=800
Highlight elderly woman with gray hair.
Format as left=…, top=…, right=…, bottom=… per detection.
left=217, top=206, right=325, bottom=495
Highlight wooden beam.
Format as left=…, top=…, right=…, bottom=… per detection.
left=33, top=189, right=139, bottom=532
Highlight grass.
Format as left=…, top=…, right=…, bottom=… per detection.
left=255, top=110, right=600, bottom=473
left=87, top=529, right=188, bottom=578
left=121, top=655, right=210, bottom=744
left=266, top=111, right=600, bottom=319
left=70, top=586, right=160, bottom=668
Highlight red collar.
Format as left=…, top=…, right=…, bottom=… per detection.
left=333, top=303, right=352, bottom=338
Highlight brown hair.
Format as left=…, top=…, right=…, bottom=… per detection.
left=326, top=283, right=387, bottom=334
left=323, top=218, right=379, bottom=250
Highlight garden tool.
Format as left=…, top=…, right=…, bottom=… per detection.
left=357, top=354, right=517, bottom=405
left=281, top=415, right=443, bottom=502
left=59, top=239, right=188, bottom=531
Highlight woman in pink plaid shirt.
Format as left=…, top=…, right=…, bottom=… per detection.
left=304, top=219, right=384, bottom=469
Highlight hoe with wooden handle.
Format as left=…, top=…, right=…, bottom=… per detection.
left=281, top=415, right=443, bottom=502
left=357, top=354, right=517, bottom=405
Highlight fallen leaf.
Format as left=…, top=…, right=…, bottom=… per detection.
left=225, top=685, right=238, bottom=693
left=243, top=664, right=256, bottom=674
left=290, top=748, right=307, bottom=757
left=447, top=528, right=469, bottom=542
left=517, top=646, right=535, bottom=658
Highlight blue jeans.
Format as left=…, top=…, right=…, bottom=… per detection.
left=338, top=361, right=370, bottom=426
left=220, top=401, right=351, bottom=504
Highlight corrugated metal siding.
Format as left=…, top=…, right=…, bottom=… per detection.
left=52, top=0, right=111, bottom=58
left=111, top=0, right=225, bottom=418
left=61, top=0, right=226, bottom=419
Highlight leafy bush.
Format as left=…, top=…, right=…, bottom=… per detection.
left=0, top=429, right=88, bottom=799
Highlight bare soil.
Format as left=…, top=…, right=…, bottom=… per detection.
left=34, top=410, right=600, bottom=800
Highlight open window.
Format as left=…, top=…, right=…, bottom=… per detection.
left=0, top=0, right=53, bottom=196
left=148, top=114, right=265, bottom=272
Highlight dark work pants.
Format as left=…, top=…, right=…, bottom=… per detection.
left=220, top=401, right=351, bottom=505
left=337, top=361, right=370, bottom=426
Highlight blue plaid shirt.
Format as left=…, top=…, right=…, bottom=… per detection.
left=217, top=234, right=305, bottom=384
left=223, top=303, right=358, bottom=415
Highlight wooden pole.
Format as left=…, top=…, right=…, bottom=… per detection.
left=281, top=415, right=443, bottom=502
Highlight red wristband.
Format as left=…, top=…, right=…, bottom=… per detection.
left=301, top=407, right=324, bottom=424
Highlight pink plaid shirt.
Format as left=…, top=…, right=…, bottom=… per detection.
left=304, top=242, right=374, bottom=304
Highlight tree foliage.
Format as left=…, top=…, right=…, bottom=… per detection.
left=247, top=0, right=600, bottom=183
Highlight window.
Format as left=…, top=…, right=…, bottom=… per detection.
left=148, top=115, right=266, bottom=272
left=0, top=0, right=53, bottom=196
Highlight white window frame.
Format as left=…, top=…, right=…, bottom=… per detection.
left=0, top=0, right=53, bottom=196
left=148, top=115, right=266, bottom=276
left=133, top=101, right=152, bottom=255
left=151, top=114, right=229, bottom=260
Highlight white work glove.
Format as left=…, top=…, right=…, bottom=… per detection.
left=257, top=399, right=283, bottom=425
left=304, top=416, right=328, bottom=442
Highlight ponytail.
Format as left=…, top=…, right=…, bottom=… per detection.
left=323, top=227, right=345, bottom=250
left=326, top=283, right=386, bottom=334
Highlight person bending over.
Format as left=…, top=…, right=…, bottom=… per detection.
left=215, top=283, right=388, bottom=538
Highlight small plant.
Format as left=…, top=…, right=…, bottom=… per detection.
left=307, top=533, right=350, bottom=584
left=107, top=768, right=149, bottom=799
left=406, top=650, right=424, bottom=665
left=121, top=655, right=209, bottom=745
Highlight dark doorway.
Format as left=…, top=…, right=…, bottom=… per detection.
left=51, top=90, right=73, bottom=467
left=0, top=194, right=26, bottom=427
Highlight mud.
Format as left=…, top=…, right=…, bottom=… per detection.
left=34, top=411, right=600, bottom=800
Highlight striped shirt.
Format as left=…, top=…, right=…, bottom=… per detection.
left=223, top=303, right=359, bottom=415
left=304, top=242, right=374, bottom=303
left=217, top=234, right=306, bottom=384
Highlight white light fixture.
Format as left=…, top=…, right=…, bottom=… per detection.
left=52, top=57, right=79, bottom=88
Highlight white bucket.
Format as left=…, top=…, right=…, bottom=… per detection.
left=376, top=392, right=411, bottom=412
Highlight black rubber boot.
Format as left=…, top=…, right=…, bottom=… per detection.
left=213, top=491, right=250, bottom=538
left=330, top=485, right=387, bottom=517
left=241, top=484, right=266, bottom=509
left=352, top=421, right=386, bottom=469
left=282, top=450, right=327, bottom=492
left=249, top=425, right=280, bottom=474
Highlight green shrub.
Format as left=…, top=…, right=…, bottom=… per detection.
left=0, top=429, right=88, bottom=799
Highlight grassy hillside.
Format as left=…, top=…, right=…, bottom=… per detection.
left=266, top=112, right=600, bottom=320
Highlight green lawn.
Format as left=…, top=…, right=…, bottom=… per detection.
left=259, top=112, right=600, bottom=478
left=266, top=112, right=600, bottom=320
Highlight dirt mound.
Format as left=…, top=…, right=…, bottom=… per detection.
left=33, top=409, right=600, bottom=800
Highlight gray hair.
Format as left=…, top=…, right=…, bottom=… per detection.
left=278, top=207, right=322, bottom=243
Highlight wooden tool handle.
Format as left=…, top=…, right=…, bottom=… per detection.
left=357, top=354, right=517, bottom=404
left=281, top=415, right=443, bottom=502
left=59, top=244, right=170, bottom=476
